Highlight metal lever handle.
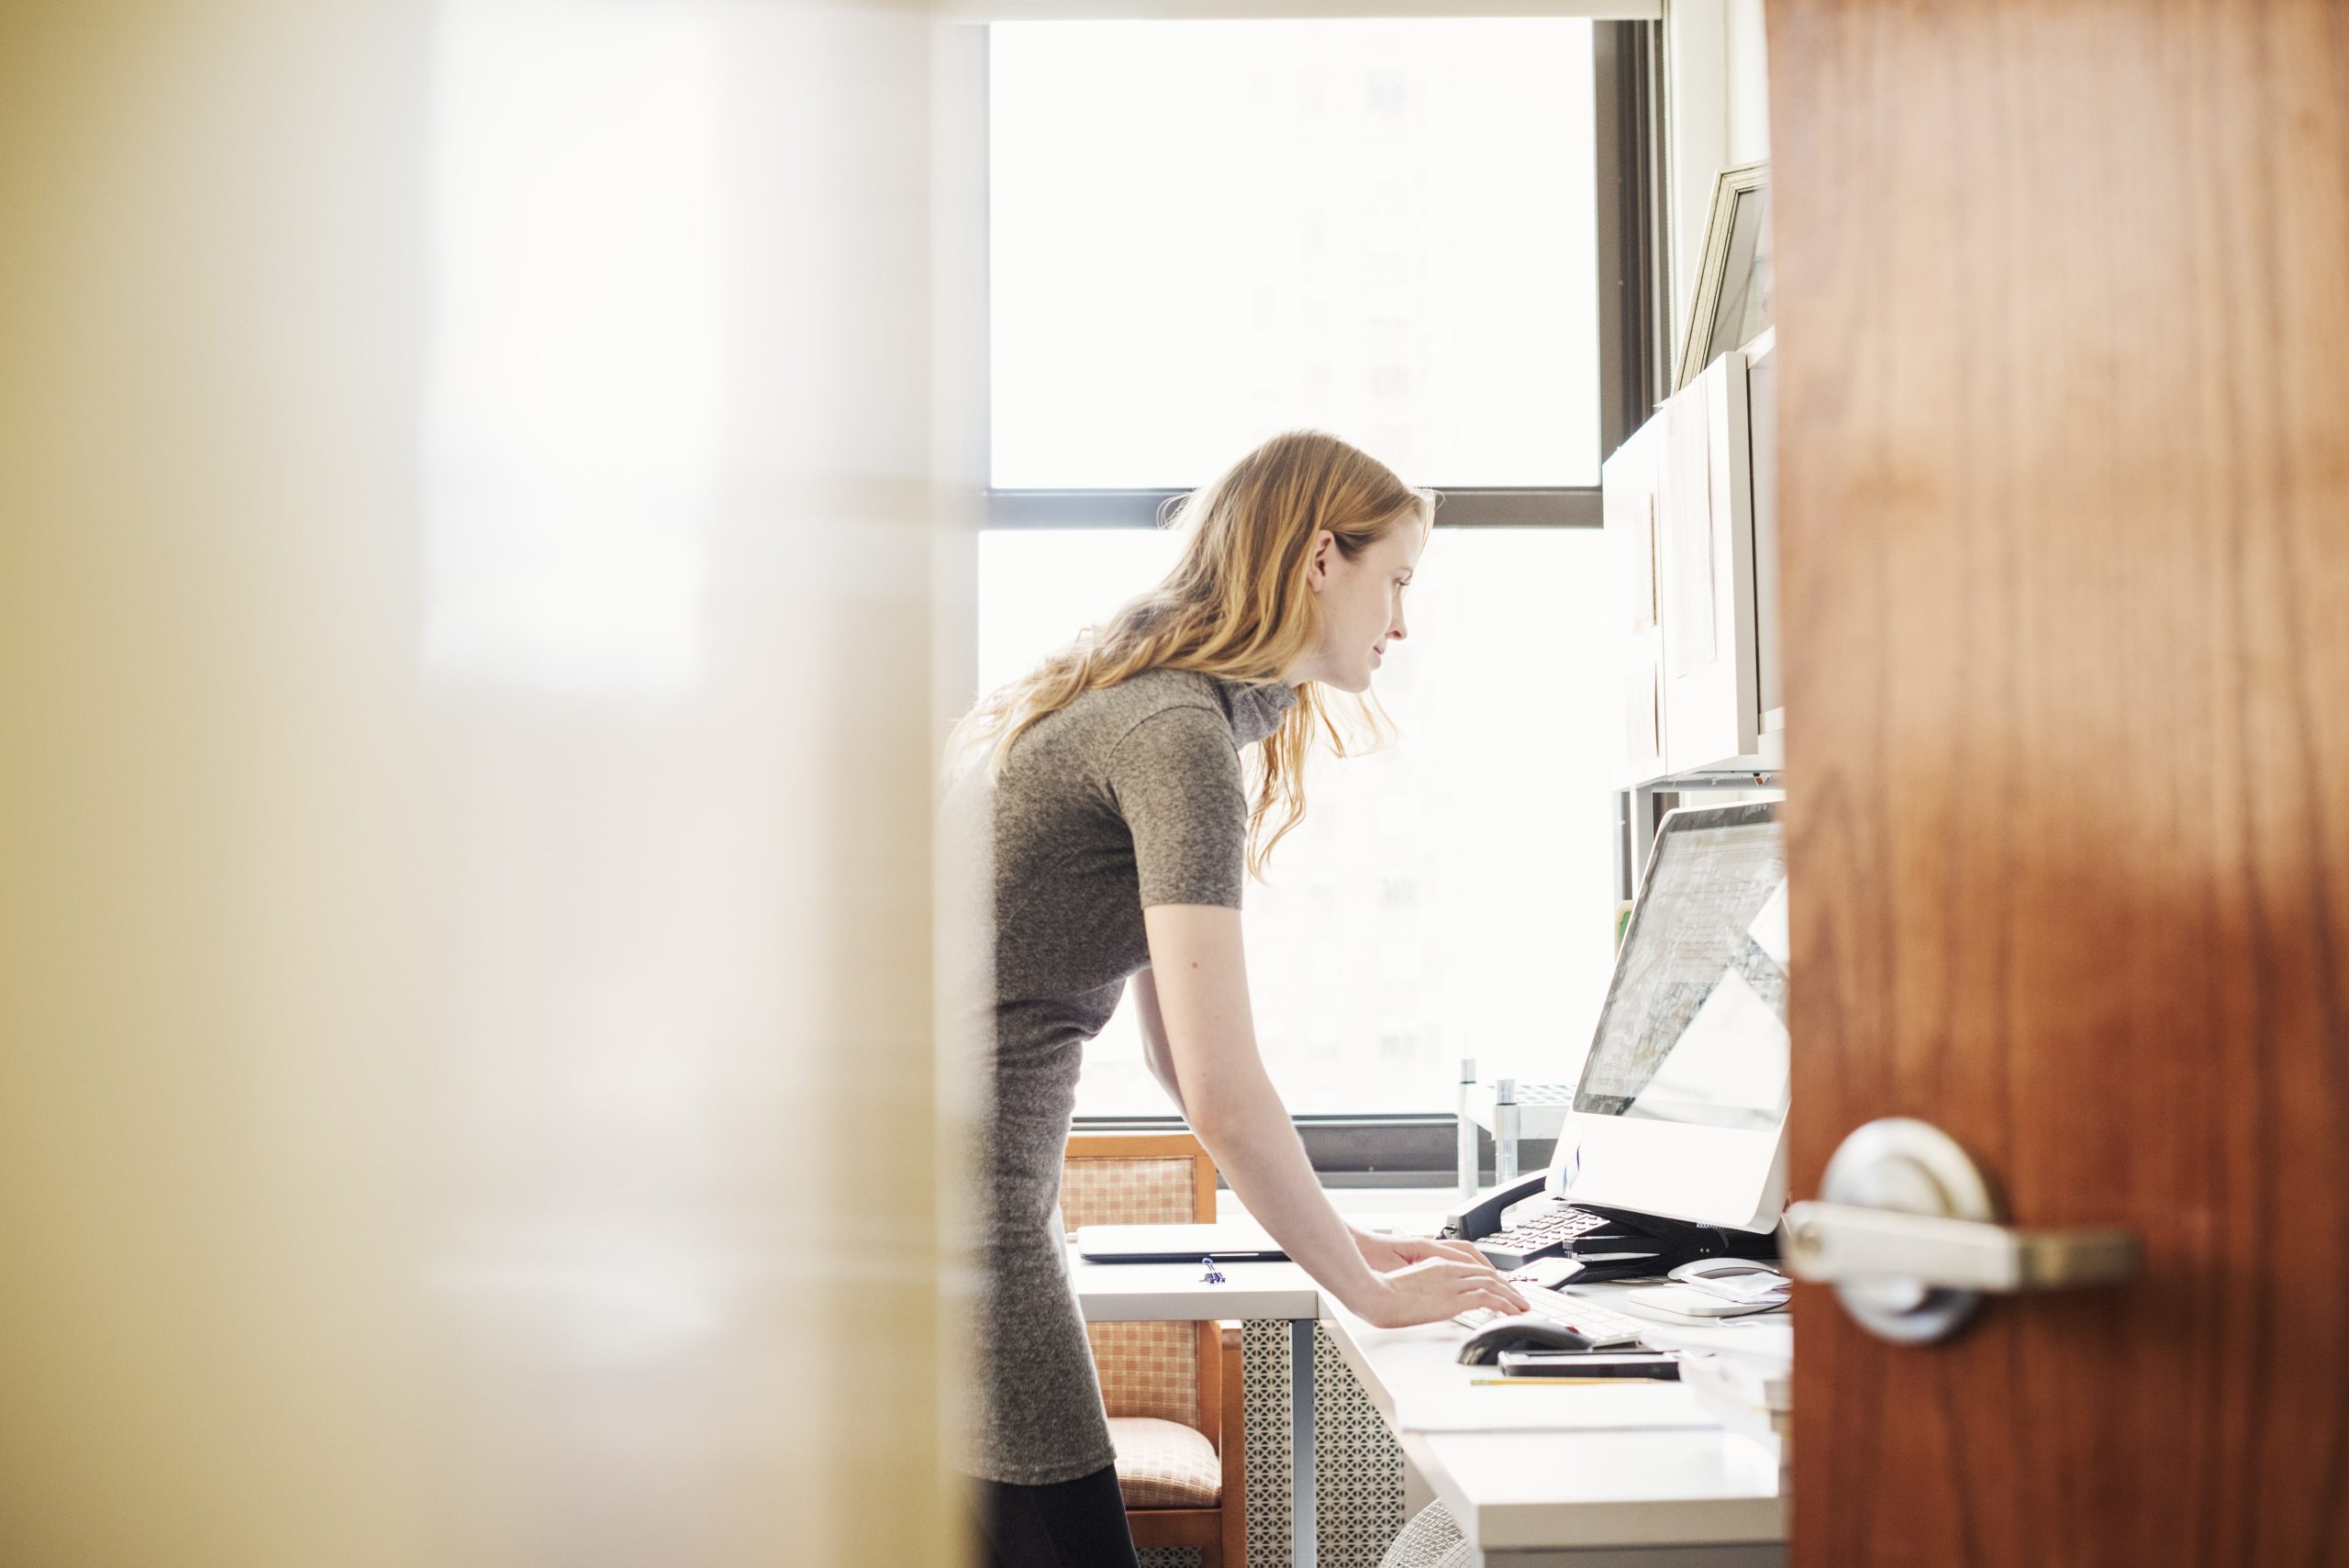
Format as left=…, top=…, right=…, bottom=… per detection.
left=1797, top=1118, right=2141, bottom=1343
left=1782, top=1201, right=2137, bottom=1293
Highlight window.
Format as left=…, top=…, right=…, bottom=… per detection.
left=990, top=18, right=1600, bottom=492
left=979, top=17, right=1664, bottom=1129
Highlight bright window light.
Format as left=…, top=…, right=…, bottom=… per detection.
left=977, top=528, right=1622, bottom=1117
left=989, top=19, right=1598, bottom=490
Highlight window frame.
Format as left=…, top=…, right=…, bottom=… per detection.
left=1073, top=1112, right=1563, bottom=1190
left=978, top=18, right=1669, bottom=1169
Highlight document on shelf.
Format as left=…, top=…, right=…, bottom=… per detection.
left=1664, top=393, right=1719, bottom=676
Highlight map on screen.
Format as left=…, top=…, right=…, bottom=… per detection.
left=1574, top=806, right=1787, bottom=1132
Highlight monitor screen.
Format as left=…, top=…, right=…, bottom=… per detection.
left=1573, top=804, right=1788, bottom=1133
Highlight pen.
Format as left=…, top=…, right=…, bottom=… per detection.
left=1468, top=1377, right=1621, bottom=1386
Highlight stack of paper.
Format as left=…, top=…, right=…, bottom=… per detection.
left=1679, top=1346, right=1793, bottom=1460
left=1686, top=1267, right=1792, bottom=1307
left=1624, top=1264, right=1792, bottom=1321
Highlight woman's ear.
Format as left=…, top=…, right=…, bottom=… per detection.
left=1305, top=528, right=1335, bottom=593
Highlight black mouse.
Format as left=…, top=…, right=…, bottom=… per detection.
left=1456, top=1318, right=1595, bottom=1365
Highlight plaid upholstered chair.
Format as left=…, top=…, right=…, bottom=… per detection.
left=1061, top=1131, right=1247, bottom=1568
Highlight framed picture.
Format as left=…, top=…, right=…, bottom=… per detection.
left=1674, top=161, right=1772, bottom=391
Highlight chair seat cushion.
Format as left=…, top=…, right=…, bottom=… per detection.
left=1106, top=1416, right=1221, bottom=1509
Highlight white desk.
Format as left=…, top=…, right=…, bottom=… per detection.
left=1322, top=1299, right=1784, bottom=1566
left=1068, top=1254, right=1319, bottom=1326
left=1068, top=1252, right=1327, bottom=1567
left=1069, top=1251, right=1785, bottom=1568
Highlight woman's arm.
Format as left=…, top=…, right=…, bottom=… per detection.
left=1141, top=904, right=1525, bottom=1329
left=1138, top=979, right=1493, bottom=1272
left=1137, top=978, right=1491, bottom=1273
left=1130, top=965, right=1188, bottom=1118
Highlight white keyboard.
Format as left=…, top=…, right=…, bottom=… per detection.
left=1454, top=1286, right=1647, bottom=1349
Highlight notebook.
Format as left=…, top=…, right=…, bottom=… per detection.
left=1073, top=1223, right=1287, bottom=1262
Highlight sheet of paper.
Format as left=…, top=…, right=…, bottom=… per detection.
left=1676, top=1268, right=1791, bottom=1304
left=1747, top=878, right=1789, bottom=971
left=1633, top=1318, right=1794, bottom=1362
left=1625, top=1284, right=1787, bottom=1319
left=1623, top=655, right=1660, bottom=762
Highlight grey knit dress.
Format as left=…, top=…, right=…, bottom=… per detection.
left=957, top=668, right=1298, bottom=1485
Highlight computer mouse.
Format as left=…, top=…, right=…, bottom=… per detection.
left=1456, top=1318, right=1595, bottom=1365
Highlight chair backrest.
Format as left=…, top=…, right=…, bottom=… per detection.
left=1061, top=1132, right=1219, bottom=1429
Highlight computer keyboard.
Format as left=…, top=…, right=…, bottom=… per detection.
left=1454, top=1286, right=1647, bottom=1349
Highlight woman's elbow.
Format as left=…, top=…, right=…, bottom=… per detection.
left=1149, top=1064, right=1191, bottom=1119
left=1182, top=1082, right=1253, bottom=1146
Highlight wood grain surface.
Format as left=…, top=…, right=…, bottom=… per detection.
left=1772, top=3, right=2349, bottom=1563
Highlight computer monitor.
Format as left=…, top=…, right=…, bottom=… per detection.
left=1546, top=801, right=1789, bottom=1232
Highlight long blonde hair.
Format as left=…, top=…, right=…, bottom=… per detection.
left=955, top=429, right=1433, bottom=877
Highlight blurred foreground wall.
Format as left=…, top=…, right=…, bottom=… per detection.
left=0, top=2, right=974, bottom=1564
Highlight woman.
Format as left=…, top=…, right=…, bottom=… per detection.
left=952, top=430, right=1527, bottom=1566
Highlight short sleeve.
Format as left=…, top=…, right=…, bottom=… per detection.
left=1103, top=705, right=1248, bottom=909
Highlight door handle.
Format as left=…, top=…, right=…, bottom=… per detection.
left=1782, top=1118, right=2139, bottom=1343
left=1782, top=1202, right=2137, bottom=1292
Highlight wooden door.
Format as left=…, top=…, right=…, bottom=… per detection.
left=1774, top=4, right=2349, bottom=1564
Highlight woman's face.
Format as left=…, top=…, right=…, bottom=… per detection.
left=1295, top=522, right=1423, bottom=694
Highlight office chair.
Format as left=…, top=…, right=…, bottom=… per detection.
left=1061, top=1131, right=1247, bottom=1568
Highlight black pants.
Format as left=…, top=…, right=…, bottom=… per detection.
left=969, top=1463, right=1141, bottom=1568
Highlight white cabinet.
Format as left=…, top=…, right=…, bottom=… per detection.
left=1604, top=339, right=1780, bottom=784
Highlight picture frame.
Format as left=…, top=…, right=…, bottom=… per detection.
left=1674, top=161, right=1773, bottom=391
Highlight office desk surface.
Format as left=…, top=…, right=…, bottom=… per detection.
left=1071, top=1242, right=1786, bottom=1563
left=1319, top=1297, right=1783, bottom=1551
left=1064, top=1251, right=1322, bottom=1322
left=1319, top=1307, right=1718, bottom=1434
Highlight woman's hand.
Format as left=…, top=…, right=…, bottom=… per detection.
left=1354, top=1229, right=1505, bottom=1276
left=1350, top=1255, right=1531, bottom=1329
